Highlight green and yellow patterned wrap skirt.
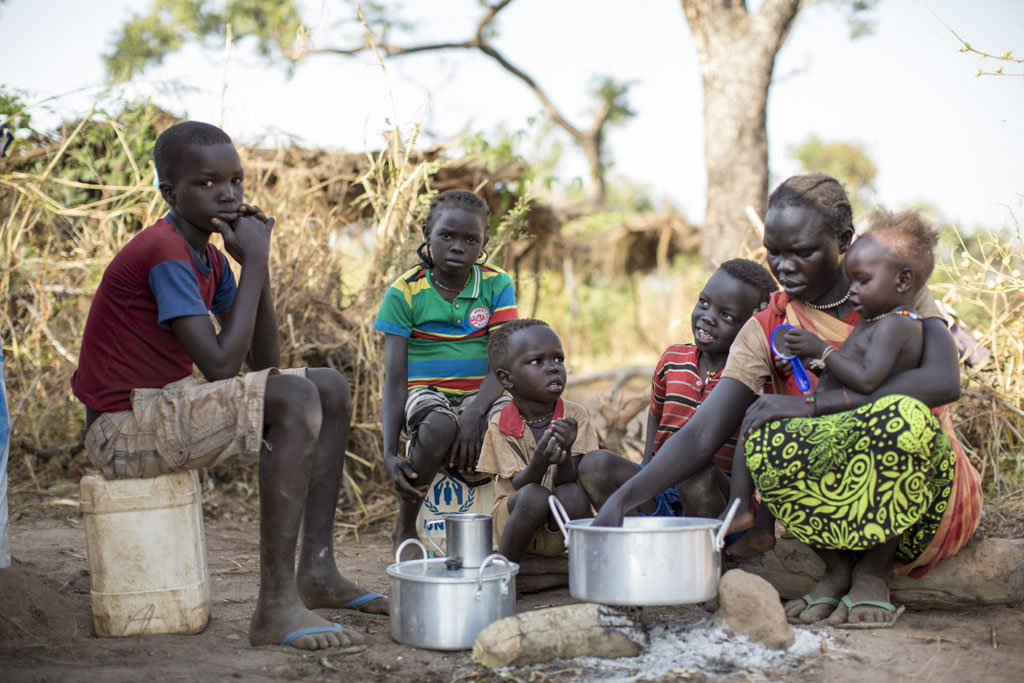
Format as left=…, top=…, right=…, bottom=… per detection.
left=745, top=394, right=954, bottom=561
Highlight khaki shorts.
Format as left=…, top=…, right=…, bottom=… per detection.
left=84, top=368, right=306, bottom=479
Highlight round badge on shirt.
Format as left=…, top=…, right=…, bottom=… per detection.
left=469, top=307, right=491, bottom=329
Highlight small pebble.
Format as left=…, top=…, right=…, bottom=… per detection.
left=227, top=633, right=241, bottom=640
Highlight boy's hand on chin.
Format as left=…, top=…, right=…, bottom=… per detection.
left=213, top=205, right=273, bottom=266
left=237, top=203, right=269, bottom=223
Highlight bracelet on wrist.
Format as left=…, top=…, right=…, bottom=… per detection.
left=804, top=394, right=818, bottom=417
left=808, top=345, right=835, bottom=371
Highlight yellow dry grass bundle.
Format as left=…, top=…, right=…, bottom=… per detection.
left=938, top=227, right=1024, bottom=497
left=0, top=104, right=542, bottom=524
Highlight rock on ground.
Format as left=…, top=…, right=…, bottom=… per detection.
left=735, top=538, right=1024, bottom=609
left=713, top=569, right=794, bottom=649
left=473, top=603, right=647, bottom=668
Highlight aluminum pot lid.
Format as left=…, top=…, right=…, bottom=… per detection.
left=567, top=516, right=721, bottom=532
left=386, top=557, right=520, bottom=584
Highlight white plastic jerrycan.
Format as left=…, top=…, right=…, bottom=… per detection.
left=80, top=469, right=210, bottom=636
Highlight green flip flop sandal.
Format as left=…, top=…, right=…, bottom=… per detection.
left=787, top=594, right=840, bottom=624
left=834, top=595, right=906, bottom=629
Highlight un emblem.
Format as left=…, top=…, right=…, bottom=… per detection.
left=423, top=474, right=475, bottom=515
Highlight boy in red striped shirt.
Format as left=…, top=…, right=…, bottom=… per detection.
left=579, top=259, right=776, bottom=518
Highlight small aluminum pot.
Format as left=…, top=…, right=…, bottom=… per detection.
left=425, top=513, right=493, bottom=568
left=549, top=497, right=740, bottom=606
left=387, top=539, right=518, bottom=650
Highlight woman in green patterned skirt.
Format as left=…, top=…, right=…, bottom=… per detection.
left=596, top=175, right=981, bottom=629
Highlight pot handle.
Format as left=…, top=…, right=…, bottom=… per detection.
left=713, top=498, right=742, bottom=552
left=395, top=537, right=428, bottom=564
left=547, top=495, right=571, bottom=548
left=423, top=518, right=446, bottom=557
left=475, top=553, right=514, bottom=600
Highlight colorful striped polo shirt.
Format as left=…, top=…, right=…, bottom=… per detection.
left=649, top=343, right=738, bottom=473
left=374, top=264, right=518, bottom=395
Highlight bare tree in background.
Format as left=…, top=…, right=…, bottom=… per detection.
left=106, top=0, right=633, bottom=205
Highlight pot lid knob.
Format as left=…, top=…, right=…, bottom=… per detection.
left=445, top=557, right=463, bottom=571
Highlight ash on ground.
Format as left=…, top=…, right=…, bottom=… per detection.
left=507, top=617, right=830, bottom=681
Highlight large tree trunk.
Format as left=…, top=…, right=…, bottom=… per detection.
left=681, top=0, right=804, bottom=269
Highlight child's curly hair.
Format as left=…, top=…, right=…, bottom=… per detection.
left=864, top=209, right=940, bottom=287
left=768, top=173, right=854, bottom=238
left=487, top=319, right=551, bottom=372
left=417, top=190, right=492, bottom=268
left=718, top=258, right=778, bottom=305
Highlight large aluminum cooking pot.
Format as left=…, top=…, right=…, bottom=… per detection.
left=387, top=539, right=518, bottom=650
left=549, top=497, right=740, bottom=606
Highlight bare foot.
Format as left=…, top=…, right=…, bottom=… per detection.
left=826, top=563, right=898, bottom=627
left=297, top=559, right=389, bottom=616
left=249, top=601, right=368, bottom=650
left=782, top=551, right=853, bottom=624
left=724, top=528, right=776, bottom=559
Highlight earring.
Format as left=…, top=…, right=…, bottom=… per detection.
left=476, top=249, right=488, bottom=264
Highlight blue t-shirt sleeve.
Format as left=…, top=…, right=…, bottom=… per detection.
left=210, top=253, right=237, bottom=315
left=149, top=260, right=212, bottom=329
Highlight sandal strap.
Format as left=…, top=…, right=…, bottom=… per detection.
left=802, top=593, right=840, bottom=608
left=841, top=595, right=898, bottom=612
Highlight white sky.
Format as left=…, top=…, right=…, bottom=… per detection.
left=1, top=0, right=1022, bottom=231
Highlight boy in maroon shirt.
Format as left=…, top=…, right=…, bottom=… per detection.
left=72, top=121, right=382, bottom=650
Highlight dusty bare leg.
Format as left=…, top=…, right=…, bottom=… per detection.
left=295, top=369, right=387, bottom=616
left=781, top=546, right=855, bottom=624
left=248, top=374, right=365, bottom=650
left=391, top=411, right=457, bottom=559
left=676, top=464, right=729, bottom=518
left=498, top=484, right=552, bottom=563
left=724, top=441, right=755, bottom=535
left=724, top=504, right=777, bottom=559
left=826, top=538, right=900, bottom=627
left=577, top=449, right=658, bottom=515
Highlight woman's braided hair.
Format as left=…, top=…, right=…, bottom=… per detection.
left=416, top=190, right=492, bottom=268
left=767, top=173, right=854, bottom=237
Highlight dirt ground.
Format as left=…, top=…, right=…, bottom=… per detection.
left=2, top=492, right=1023, bottom=683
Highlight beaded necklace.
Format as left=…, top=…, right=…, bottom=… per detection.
left=432, top=272, right=471, bottom=293
left=865, top=308, right=920, bottom=323
left=803, top=286, right=852, bottom=311
left=523, top=413, right=553, bottom=427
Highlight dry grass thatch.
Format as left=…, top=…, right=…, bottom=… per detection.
left=0, top=104, right=546, bottom=527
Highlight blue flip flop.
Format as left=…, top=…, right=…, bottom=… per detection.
left=281, top=623, right=345, bottom=645
left=333, top=592, right=388, bottom=615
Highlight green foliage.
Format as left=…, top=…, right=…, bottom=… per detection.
left=460, top=118, right=564, bottom=195
left=0, top=86, right=39, bottom=138
left=790, top=135, right=877, bottom=216
left=816, top=0, right=880, bottom=39
left=18, top=101, right=174, bottom=210
left=106, top=0, right=303, bottom=82
left=590, top=76, right=636, bottom=127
